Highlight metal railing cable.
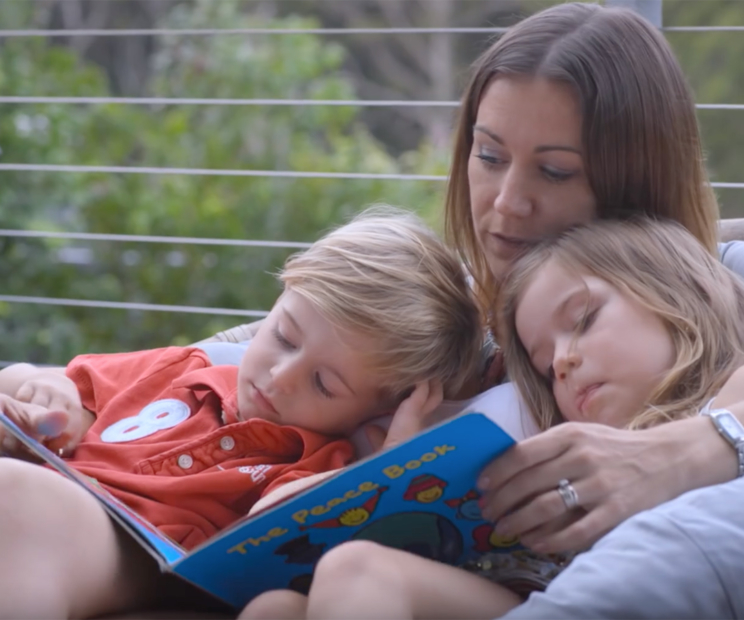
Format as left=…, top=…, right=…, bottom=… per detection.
left=1, top=26, right=744, bottom=37
left=0, top=96, right=742, bottom=111
left=0, top=295, right=269, bottom=318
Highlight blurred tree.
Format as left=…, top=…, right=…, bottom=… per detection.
left=0, top=0, right=447, bottom=364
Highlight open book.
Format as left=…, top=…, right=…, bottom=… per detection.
left=0, top=384, right=535, bottom=610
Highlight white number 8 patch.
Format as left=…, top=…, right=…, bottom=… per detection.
left=100, top=399, right=191, bottom=443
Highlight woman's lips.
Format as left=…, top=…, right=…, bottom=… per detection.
left=488, top=233, right=534, bottom=258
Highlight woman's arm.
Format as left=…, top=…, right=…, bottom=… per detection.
left=194, top=319, right=264, bottom=345
left=475, top=374, right=744, bottom=554
left=719, top=218, right=744, bottom=243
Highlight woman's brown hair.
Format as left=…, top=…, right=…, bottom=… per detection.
left=445, top=2, right=719, bottom=327
left=498, top=219, right=744, bottom=431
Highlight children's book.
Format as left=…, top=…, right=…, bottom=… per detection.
left=0, top=408, right=524, bottom=610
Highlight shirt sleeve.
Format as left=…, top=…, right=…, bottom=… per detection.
left=66, top=347, right=211, bottom=418
left=720, top=241, right=744, bottom=279
left=502, top=478, right=744, bottom=620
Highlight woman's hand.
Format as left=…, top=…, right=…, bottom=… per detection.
left=476, top=416, right=737, bottom=554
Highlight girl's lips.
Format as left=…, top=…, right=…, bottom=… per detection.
left=576, top=383, right=602, bottom=415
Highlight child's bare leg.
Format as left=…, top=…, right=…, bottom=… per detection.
left=306, top=540, right=521, bottom=620
left=0, top=458, right=162, bottom=619
left=239, top=590, right=308, bottom=620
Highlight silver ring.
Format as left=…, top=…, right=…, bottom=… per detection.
left=557, top=478, right=580, bottom=510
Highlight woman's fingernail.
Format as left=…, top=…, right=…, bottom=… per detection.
left=476, top=476, right=490, bottom=491
left=494, top=521, right=511, bottom=536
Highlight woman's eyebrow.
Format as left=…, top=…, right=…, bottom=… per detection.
left=473, top=125, right=504, bottom=144
left=535, top=144, right=582, bottom=155
left=473, top=125, right=581, bottom=155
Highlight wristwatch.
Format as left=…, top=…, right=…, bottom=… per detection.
left=702, top=405, right=744, bottom=478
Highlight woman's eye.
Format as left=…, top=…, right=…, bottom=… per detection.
left=542, top=166, right=575, bottom=183
left=314, top=373, right=334, bottom=399
left=272, top=326, right=295, bottom=350
left=476, top=151, right=506, bottom=168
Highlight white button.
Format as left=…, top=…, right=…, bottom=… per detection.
left=220, top=436, right=236, bottom=451
left=177, top=454, right=193, bottom=469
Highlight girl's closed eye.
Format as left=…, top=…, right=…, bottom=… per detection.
left=314, top=373, right=334, bottom=399
left=575, top=307, right=599, bottom=334
left=272, top=326, right=295, bottom=350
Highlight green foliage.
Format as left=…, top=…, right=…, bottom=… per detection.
left=0, top=0, right=447, bottom=364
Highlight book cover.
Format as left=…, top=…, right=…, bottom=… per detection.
left=0, top=410, right=519, bottom=610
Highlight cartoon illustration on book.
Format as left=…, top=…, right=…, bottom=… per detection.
left=445, top=489, right=482, bottom=520
left=472, top=522, right=521, bottom=551
left=299, top=485, right=389, bottom=531
left=402, top=474, right=448, bottom=504
left=351, top=511, right=463, bottom=563
left=274, top=534, right=327, bottom=565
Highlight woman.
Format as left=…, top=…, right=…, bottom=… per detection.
left=220, top=3, right=744, bottom=618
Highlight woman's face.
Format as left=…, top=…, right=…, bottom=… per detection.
left=468, top=77, right=597, bottom=280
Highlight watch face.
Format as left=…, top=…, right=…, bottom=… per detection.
left=717, top=411, right=744, bottom=442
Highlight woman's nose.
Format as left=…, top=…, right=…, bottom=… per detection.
left=493, top=166, right=533, bottom=218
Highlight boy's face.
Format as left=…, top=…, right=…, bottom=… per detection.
left=237, top=289, right=389, bottom=436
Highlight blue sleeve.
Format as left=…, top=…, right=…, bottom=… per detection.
left=502, top=478, right=744, bottom=619
left=719, top=241, right=744, bottom=279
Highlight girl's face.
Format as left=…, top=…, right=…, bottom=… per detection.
left=514, top=260, right=675, bottom=427
left=468, top=76, right=597, bottom=280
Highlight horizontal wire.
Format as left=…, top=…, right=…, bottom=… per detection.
left=0, top=163, right=447, bottom=181
left=0, top=26, right=507, bottom=37
left=1, top=96, right=743, bottom=110
left=0, top=96, right=460, bottom=107
left=0, top=163, right=741, bottom=188
left=0, top=229, right=312, bottom=249
left=0, top=26, right=742, bottom=38
left=0, top=295, right=269, bottom=318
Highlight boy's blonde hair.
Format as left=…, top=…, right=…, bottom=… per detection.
left=279, top=207, right=481, bottom=400
left=498, top=219, right=744, bottom=431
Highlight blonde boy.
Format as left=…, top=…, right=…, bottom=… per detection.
left=0, top=208, right=481, bottom=619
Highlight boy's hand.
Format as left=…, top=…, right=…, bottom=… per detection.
left=15, top=371, right=82, bottom=416
left=365, top=380, right=444, bottom=452
left=4, top=373, right=92, bottom=456
left=0, top=394, right=70, bottom=458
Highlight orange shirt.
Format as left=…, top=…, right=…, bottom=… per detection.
left=65, top=347, right=354, bottom=550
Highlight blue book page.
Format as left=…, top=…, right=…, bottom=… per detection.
left=0, top=413, right=185, bottom=565
left=173, top=412, right=518, bottom=609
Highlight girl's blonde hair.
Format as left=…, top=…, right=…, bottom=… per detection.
left=280, top=206, right=482, bottom=400
left=498, top=219, right=744, bottom=431
left=445, top=2, right=719, bottom=331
